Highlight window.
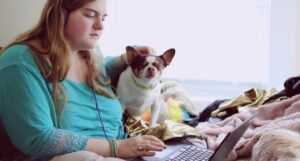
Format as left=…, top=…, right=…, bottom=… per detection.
left=100, top=0, right=270, bottom=82
left=99, top=0, right=293, bottom=106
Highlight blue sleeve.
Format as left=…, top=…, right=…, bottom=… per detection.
left=105, top=56, right=127, bottom=88
left=105, top=56, right=116, bottom=76
left=34, top=129, right=88, bottom=160
left=0, top=64, right=88, bottom=160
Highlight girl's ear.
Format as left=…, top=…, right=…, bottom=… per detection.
left=160, top=48, right=175, bottom=66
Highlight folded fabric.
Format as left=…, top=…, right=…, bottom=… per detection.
left=124, top=114, right=206, bottom=141
left=211, top=88, right=277, bottom=118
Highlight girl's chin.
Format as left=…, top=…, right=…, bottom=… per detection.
left=70, top=42, right=98, bottom=51
left=82, top=43, right=98, bottom=50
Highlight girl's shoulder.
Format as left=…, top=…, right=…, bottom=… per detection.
left=0, top=44, right=39, bottom=72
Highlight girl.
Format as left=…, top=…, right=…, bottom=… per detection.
left=0, top=0, right=165, bottom=160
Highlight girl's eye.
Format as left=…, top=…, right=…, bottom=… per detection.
left=85, top=14, right=96, bottom=18
left=84, top=12, right=97, bottom=18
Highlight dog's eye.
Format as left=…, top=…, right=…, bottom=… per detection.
left=142, top=62, right=148, bottom=67
left=153, top=62, right=159, bottom=68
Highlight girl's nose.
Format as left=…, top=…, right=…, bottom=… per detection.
left=94, top=19, right=104, bottom=30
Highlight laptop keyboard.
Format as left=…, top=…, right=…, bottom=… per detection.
left=164, top=145, right=214, bottom=161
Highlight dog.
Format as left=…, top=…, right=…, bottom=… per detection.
left=251, top=129, right=300, bottom=161
left=117, top=46, right=175, bottom=127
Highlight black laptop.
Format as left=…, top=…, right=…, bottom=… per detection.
left=136, top=114, right=256, bottom=161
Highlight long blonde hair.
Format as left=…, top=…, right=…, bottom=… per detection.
left=0, top=0, right=114, bottom=118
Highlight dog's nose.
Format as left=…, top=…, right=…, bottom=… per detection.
left=148, top=67, right=155, bottom=72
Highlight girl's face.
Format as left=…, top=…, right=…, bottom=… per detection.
left=65, top=0, right=107, bottom=51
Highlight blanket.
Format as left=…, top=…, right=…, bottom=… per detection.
left=196, top=94, right=300, bottom=161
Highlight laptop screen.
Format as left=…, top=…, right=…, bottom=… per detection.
left=209, top=114, right=256, bottom=161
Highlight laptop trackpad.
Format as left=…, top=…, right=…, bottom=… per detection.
left=142, top=140, right=191, bottom=161
left=142, top=144, right=184, bottom=161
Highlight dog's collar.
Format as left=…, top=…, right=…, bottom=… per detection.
left=131, top=73, right=157, bottom=90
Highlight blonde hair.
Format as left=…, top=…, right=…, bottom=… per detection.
left=0, top=0, right=114, bottom=118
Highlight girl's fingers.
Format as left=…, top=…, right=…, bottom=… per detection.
left=138, top=150, right=156, bottom=156
left=143, top=135, right=158, bottom=140
left=143, top=136, right=166, bottom=149
left=140, top=144, right=164, bottom=152
left=135, top=46, right=155, bottom=55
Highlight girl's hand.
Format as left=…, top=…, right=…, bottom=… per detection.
left=135, top=46, right=156, bottom=56
left=117, top=135, right=166, bottom=159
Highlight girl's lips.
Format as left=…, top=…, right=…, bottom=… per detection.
left=90, top=33, right=99, bottom=37
left=90, top=34, right=99, bottom=39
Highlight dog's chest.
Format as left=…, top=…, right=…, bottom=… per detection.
left=117, top=68, right=160, bottom=110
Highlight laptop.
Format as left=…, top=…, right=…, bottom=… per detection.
left=136, top=114, right=256, bottom=161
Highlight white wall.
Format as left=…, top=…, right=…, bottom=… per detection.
left=268, top=0, right=293, bottom=88
left=293, top=0, right=300, bottom=75
left=267, top=0, right=300, bottom=88
left=0, top=0, right=46, bottom=46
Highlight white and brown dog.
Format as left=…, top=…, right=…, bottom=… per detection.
left=117, top=46, right=175, bottom=127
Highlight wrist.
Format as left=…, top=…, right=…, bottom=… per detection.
left=109, top=139, right=119, bottom=157
left=116, top=139, right=126, bottom=158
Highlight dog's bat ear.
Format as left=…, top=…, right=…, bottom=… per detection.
left=126, top=46, right=138, bottom=64
left=160, top=48, right=175, bottom=66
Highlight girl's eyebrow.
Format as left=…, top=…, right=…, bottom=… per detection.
left=83, top=8, right=108, bottom=17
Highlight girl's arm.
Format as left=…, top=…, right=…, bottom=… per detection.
left=0, top=63, right=88, bottom=160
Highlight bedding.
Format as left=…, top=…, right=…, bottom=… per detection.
left=196, top=94, right=300, bottom=161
